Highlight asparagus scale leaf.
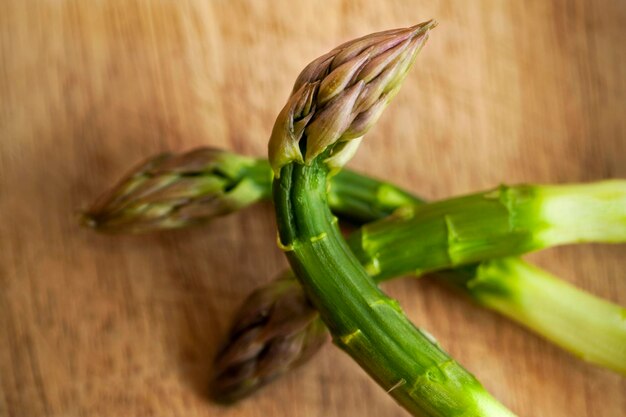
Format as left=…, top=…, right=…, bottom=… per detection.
left=269, top=22, right=516, bottom=416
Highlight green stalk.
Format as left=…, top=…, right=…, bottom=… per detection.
left=82, top=148, right=420, bottom=234
left=274, top=158, right=514, bottom=416
left=348, top=181, right=626, bottom=280
left=328, top=168, right=422, bottom=222
left=438, top=258, right=626, bottom=374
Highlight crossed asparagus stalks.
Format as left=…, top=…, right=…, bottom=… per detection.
left=84, top=146, right=626, bottom=402
left=83, top=22, right=626, bottom=416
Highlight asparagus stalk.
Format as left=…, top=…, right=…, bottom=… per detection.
left=81, top=149, right=418, bottom=233
left=439, top=258, right=626, bottom=374
left=269, top=22, right=516, bottom=416
left=348, top=181, right=626, bottom=280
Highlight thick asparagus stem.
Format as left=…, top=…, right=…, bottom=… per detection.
left=348, top=180, right=626, bottom=280
left=438, top=258, right=626, bottom=374
left=269, top=22, right=515, bottom=416
left=275, top=158, right=514, bottom=416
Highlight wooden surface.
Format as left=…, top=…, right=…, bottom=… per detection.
left=1, top=1, right=624, bottom=416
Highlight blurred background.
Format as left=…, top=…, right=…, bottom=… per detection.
left=0, top=1, right=624, bottom=416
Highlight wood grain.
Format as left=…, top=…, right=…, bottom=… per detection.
left=1, top=1, right=624, bottom=416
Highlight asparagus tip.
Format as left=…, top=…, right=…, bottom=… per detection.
left=268, top=20, right=436, bottom=175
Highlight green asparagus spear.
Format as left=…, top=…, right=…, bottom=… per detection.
left=348, top=180, right=626, bottom=280
left=439, top=258, right=626, bottom=373
left=269, top=22, right=516, bottom=416
left=81, top=149, right=416, bottom=233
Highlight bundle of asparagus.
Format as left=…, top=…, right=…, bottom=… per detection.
left=83, top=21, right=626, bottom=416
left=84, top=147, right=626, bottom=400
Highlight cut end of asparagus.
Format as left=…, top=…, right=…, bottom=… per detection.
left=451, top=257, right=626, bottom=374
left=81, top=148, right=272, bottom=233
left=268, top=21, right=436, bottom=176
left=532, top=180, right=626, bottom=246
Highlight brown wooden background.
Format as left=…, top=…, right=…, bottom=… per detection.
left=1, top=1, right=624, bottom=416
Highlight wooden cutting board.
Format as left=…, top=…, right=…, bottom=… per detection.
left=1, top=1, right=624, bottom=416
